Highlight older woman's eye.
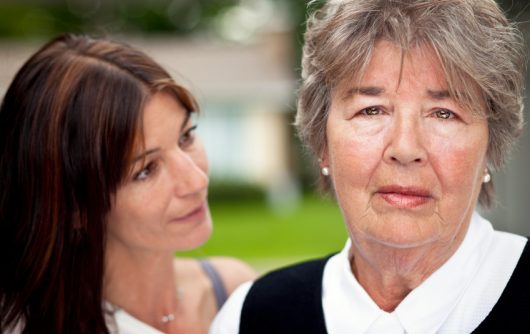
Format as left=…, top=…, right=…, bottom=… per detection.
left=179, top=125, right=197, bottom=149
left=360, top=106, right=382, bottom=116
left=435, top=109, right=455, bottom=119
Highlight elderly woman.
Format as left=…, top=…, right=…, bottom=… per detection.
left=210, top=0, right=528, bottom=333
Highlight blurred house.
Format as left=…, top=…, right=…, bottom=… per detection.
left=0, top=23, right=301, bottom=210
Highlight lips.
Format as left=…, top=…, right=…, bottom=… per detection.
left=376, top=185, right=432, bottom=209
left=171, top=203, right=206, bottom=223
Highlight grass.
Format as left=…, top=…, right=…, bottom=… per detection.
left=181, top=193, right=348, bottom=273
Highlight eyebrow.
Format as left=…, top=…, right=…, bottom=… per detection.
left=131, top=111, right=193, bottom=163
left=426, top=89, right=450, bottom=100
left=132, top=148, right=159, bottom=164
left=343, top=86, right=385, bottom=99
left=343, top=87, right=452, bottom=101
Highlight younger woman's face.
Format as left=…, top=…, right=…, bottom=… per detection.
left=106, top=92, right=211, bottom=253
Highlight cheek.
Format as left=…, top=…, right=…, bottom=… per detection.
left=327, top=123, right=386, bottom=184
left=107, top=194, right=141, bottom=234
left=428, top=134, right=487, bottom=193
left=327, top=133, right=386, bottom=221
left=107, top=187, right=165, bottom=238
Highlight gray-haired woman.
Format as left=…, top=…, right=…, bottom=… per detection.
left=210, top=0, right=529, bottom=333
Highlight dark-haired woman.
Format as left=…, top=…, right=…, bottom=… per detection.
left=0, top=34, right=254, bottom=334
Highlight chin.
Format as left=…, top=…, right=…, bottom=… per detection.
left=368, top=234, right=439, bottom=249
left=359, top=223, right=443, bottom=249
left=356, top=211, right=442, bottom=248
left=175, top=212, right=213, bottom=252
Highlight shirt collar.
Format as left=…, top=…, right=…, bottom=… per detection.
left=322, top=211, right=494, bottom=334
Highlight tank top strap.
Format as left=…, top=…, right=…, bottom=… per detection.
left=199, top=259, right=228, bottom=309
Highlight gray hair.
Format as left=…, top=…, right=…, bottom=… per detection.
left=296, top=0, right=526, bottom=208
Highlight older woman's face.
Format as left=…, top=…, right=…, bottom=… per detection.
left=324, top=41, right=488, bottom=249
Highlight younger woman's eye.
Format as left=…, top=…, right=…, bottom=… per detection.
left=179, top=125, right=197, bottom=148
left=434, top=109, right=455, bottom=120
left=360, top=106, right=382, bottom=116
left=133, top=161, right=157, bottom=181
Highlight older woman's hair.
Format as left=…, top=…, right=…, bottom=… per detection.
left=296, top=0, right=526, bottom=208
left=0, top=34, right=197, bottom=333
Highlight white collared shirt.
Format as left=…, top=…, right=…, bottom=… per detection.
left=106, top=308, right=164, bottom=334
left=210, top=212, right=526, bottom=334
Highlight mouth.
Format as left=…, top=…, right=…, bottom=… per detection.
left=171, top=203, right=206, bottom=223
left=376, top=185, right=432, bottom=209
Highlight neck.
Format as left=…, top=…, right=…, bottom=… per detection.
left=104, top=240, right=178, bottom=329
left=350, top=233, right=464, bottom=312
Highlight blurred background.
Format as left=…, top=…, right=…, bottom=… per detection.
left=1, top=0, right=529, bottom=273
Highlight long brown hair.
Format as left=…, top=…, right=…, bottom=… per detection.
left=0, top=34, right=198, bottom=333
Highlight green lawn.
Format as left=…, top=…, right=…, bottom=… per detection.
left=182, top=194, right=348, bottom=273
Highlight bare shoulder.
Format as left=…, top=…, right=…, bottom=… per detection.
left=206, top=256, right=257, bottom=294
left=172, top=256, right=256, bottom=295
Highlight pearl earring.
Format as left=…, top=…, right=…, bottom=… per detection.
left=483, top=169, right=491, bottom=183
left=321, top=167, right=329, bottom=176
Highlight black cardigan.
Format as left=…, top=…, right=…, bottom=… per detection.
left=240, top=239, right=530, bottom=334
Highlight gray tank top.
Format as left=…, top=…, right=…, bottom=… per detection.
left=199, top=259, right=228, bottom=309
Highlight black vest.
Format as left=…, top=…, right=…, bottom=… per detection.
left=240, top=240, right=530, bottom=334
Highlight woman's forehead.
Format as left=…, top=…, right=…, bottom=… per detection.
left=332, top=40, right=485, bottom=114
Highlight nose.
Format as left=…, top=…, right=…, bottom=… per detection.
left=169, top=151, right=208, bottom=197
left=383, top=114, right=427, bottom=166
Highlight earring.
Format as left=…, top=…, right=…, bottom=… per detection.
left=483, top=169, right=491, bottom=183
left=321, top=167, right=329, bottom=176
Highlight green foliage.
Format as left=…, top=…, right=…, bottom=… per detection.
left=208, top=182, right=266, bottom=203
left=0, top=0, right=241, bottom=38
left=181, top=193, right=347, bottom=273
left=0, top=1, right=526, bottom=39
left=0, top=5, right=85, bottom=38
